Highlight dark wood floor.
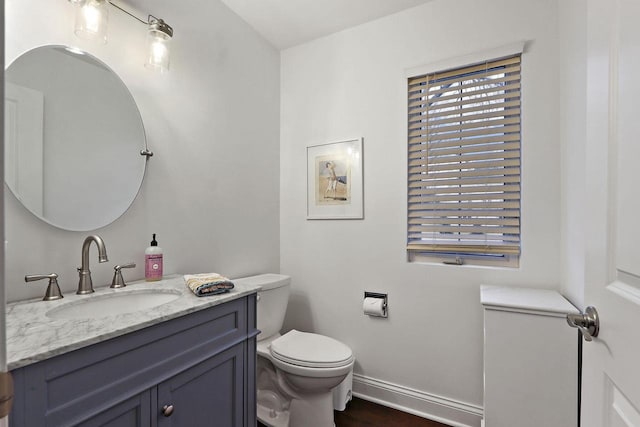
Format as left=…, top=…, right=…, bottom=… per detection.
left=258, top=397, right=451, bottom=427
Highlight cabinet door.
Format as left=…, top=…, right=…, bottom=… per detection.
left=76, top=390, right=152, bottom=427
left=157, top=344, right=244, bottom=426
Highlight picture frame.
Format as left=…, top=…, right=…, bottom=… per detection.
left=307, top=138, right=363, bottom=219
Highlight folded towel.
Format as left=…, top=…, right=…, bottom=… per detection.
left=184, top=273, right=235, bottom=297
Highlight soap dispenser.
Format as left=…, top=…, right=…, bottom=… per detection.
left=145, top=234, right=163, bottom=281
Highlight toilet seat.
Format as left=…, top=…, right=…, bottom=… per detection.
left=270, top=330, right=353, bottom=369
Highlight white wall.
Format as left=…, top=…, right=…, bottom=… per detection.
left=280, top=0, right=562, bottom=423
left=5, top=0, right=280, bottom=302
left=559, top=0, right=588, bottom=309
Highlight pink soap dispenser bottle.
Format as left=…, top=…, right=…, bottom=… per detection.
left=145, top=233, right=163, bottom=281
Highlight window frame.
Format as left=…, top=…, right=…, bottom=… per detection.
left=406, top=53, right=523, bottom=268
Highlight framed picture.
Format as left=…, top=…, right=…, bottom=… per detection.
left=307, top=138, right=363, bottom=219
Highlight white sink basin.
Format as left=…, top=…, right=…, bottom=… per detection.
left=46, top=289, right=183, bottom=320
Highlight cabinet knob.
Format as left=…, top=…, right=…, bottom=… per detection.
left=162, top=404, right=174, bottom=417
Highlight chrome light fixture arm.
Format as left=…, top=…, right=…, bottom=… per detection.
left=67, top=0, right=174, bottom=72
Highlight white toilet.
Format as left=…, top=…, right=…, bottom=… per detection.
left=237, top=274, right=354, bottom=427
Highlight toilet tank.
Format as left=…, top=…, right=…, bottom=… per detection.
left=235, top=274, right=291, bottom=341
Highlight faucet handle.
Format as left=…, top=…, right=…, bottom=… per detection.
left=25, top=273, right=64, bottom=301
left=111, top=263, right=136, bottom=288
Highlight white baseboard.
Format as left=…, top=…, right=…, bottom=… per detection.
left=352, top=373, right=483, bottom=427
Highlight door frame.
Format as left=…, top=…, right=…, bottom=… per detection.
left=1, top=0, right=8, bottom=424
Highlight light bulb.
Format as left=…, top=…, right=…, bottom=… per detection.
left=74, top=0, right=108, bottom=44
left=147, top=38, right=169, bottom=70
left=145, top=19, right=173, bottom=73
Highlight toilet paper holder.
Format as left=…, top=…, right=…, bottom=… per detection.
left=364, top=292, right=388, bottom=318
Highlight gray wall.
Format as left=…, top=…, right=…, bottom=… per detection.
left=5, top=0, right=281, bottom=302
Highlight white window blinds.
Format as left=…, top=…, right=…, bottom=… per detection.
left=407, top=55, right=521, bottom=261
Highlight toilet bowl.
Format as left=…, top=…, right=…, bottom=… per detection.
left=235, top=274, right=354, bottom=427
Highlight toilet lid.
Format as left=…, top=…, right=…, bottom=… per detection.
left=270, top=330, right=353, bottom=368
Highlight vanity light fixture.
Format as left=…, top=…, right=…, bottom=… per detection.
left=72, top=0, right=109, bottom=44
left=145, top=17, right=173, bottom=72
left=68, top=0, right=174, bottom=72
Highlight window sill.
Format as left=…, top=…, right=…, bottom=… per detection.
left=407, top=252, right=519, bottom=269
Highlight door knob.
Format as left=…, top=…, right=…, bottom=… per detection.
left=161, top=404, right=174, bottom=417
left=566, top=306, right=599, bottom=342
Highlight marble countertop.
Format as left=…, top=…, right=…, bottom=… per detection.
left=7, top=274, right=261, bottom=370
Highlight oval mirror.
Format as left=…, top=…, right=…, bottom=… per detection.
left=4, top=45, right=147, bottom=231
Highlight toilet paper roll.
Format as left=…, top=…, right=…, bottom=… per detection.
left=363, top=297, right=385, bottom=317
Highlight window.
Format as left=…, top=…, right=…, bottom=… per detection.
left=407, top=55, right=521, bottom=266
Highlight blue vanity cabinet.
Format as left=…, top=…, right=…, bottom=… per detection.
left=10, top=294, right=258, bottom=427
left=76, top=391, right=152, bottom=427
left=156, top=344, right=245, bottom=426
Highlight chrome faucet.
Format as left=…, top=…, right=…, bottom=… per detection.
left=77, top=235, right=109, bottom=294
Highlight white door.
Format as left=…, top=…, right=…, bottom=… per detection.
left=4, top=82, right=44, bottom=217
left=581, top=0, right=640, bottom=425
